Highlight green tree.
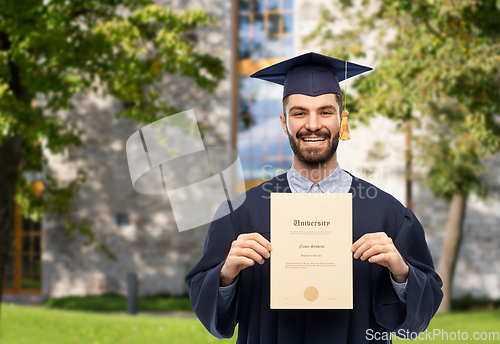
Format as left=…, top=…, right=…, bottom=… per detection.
left=0, top=0, right=225, bottom=305
left=310, top=0, right=500, bottom=312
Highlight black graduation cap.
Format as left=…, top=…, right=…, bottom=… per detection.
left=250, top=52, right=372, bottom=99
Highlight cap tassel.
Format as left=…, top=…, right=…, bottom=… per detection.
left=339, top=60, right=350, bottom=141
left=339, top=110, right=350, bottom=140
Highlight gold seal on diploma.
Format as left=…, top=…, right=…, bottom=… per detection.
left=304, top=286, right=319, bottom=301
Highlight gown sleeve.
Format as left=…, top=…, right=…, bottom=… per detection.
left=218, top=277, right=239, bottom=315
left=373, top=207, right=443, bottom=336
left=185, top=202, right=239, bottom=339
left=390, top=275, right=408, bottom=304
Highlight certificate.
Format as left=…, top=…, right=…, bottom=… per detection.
left=270, top=193, right=352, bottom=309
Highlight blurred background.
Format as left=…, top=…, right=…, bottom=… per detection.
left=1, top=0, right=499, bottom=343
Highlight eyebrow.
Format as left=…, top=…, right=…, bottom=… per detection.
left=289, top=104, right=338, bottom=113
left=318, top=105, right=337, bottom=112
left=289, top=106, right=309, bottom=113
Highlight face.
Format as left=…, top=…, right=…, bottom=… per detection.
left=280, top=93, right=340, bottom=166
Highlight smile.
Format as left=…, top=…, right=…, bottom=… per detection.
left=300, top=136, right=327, bottom=146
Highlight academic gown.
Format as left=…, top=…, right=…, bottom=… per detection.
left=185, top=173, right=443, bottom=344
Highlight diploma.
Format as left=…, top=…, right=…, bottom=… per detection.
left=270, top=193, right=353, bottom=309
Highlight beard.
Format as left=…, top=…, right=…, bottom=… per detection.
left=287, top=127, right=339, bottom=166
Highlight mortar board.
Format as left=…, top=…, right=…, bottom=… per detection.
left=249, top=52, right=372, bottom=99
left=250, top=52, right=372, bottom=140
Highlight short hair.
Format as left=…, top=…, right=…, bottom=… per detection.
left=282, top=93, right=343, bottom=118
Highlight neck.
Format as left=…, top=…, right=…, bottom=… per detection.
left=292, top=154, right=338, bottom=184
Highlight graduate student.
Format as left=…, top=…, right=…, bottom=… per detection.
left=185, top=52, right=443, bottom=344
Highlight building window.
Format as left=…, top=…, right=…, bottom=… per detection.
left=116, top=212, right=130, bottom=227
left=236, top=0, right=294, bottom=185
left=3, top=205, right=42, bottom=293
left=4, top=142, right=44, bottom=294
left=238, top=0, right=294, bottom=59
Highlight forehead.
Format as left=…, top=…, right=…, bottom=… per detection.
left=286, top=93, right=339, bottom=110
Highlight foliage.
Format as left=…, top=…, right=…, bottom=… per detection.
left=451, top=294, right=500, bottom=311
left=43, top=293, right=193, bottom=313
left=307, top=0, right=500, bottom=201
left=0, top=1, right=225, bottom=254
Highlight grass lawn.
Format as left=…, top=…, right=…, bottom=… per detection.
left=1, top=304, right=499, bottom=343
left=0, top=304, right=237, bottom=344
left=396, top=310, right=500, bottom=343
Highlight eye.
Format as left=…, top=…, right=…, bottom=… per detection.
left=292, top=112, right=305, bottom=116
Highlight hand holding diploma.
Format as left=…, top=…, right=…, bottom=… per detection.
left=351, top=232, right=409, bottom=283
left=221, top=233, right=273, bottom=287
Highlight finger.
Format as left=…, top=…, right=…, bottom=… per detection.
left=353, top=240, right=376, bottom=259
left=230, top=255, right=258, bottom=268
left=233, top=238, right=271, bottom=259
left=247, top=240, right=272, bottom=259
left=353, top=236, right=392, bottom=259
left=351, top=232, right=386, bottom=252
left=367, top=252, right=391, bottom=265
left=359, top=244, right=393, bottom=261
left=232, top=247, right=267, bottom=265
left=244, top=232, right=273, bottom=252
left=351, top=236, right=368, bottom=252
left=236, top=233, right=272, bottom=256
left=222, top=255, right=257, bottom=280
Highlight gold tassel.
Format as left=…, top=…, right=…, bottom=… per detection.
left=339, top=110, right=350, bottom=141
left=340, top=60, right=351, bottom=141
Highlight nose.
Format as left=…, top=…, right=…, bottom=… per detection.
left=305, top=112, right=322, bottom=132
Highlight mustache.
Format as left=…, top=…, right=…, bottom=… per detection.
left=296, top=129, right=331, bottom=139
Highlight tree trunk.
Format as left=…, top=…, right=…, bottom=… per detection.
left=0, top=135, right=23, bottom=310
left=405, top=119, right=413, bottom=210
left=437, top=192, right=467, bottom=313
left=0, top=31, right=27, bottom=313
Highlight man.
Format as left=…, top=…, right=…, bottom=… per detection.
left=185, top=52, right=443, bottom=344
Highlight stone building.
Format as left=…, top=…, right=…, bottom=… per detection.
left=4, top=0, right=499, bottom=303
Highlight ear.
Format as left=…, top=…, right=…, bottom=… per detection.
left=279, top=113, right=288, bottom=135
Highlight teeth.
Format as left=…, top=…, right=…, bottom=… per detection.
left=302, top=137, right=326, bottom=142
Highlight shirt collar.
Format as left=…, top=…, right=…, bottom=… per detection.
left=287, top=163, right=344, bottom=193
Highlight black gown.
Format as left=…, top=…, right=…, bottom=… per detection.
left=185, top=173, right=443, bottom=344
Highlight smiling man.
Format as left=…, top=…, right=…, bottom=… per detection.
left=186, top=52, right=443, bottom=344
left=285, top=93, right=339, bottom=166
left=282, top=93, right=341, bottom=183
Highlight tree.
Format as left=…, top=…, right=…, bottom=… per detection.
left=0, top=0, right=225, bottom=306
left=309, top=0, right=500, bottom=312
